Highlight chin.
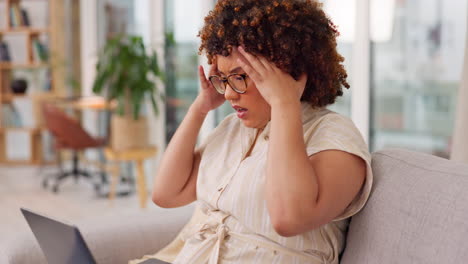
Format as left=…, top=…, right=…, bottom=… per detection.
left=241, top=119, right=267, bottom=129
left=241, top=120, right=256, bottom=128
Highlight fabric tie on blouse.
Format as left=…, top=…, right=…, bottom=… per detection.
left=181, top=205, right=327, bottom=264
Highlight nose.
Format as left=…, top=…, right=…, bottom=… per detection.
left=224, top=83, right=239, bottom=101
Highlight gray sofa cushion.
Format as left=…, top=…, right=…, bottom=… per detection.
left=341, top=149, right=468, bottom=264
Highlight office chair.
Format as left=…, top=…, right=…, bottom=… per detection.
left=42, top=103, right=106, bottom=193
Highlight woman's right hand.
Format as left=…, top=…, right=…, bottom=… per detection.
left=192, top=63, right=226, bottom=115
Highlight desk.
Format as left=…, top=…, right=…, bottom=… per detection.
left=53, top=96, right=115, bottom=111
left=105, top=146, right=157, bottom=208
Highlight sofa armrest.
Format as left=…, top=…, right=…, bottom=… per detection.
left=77, top=205, right=194, bottom=264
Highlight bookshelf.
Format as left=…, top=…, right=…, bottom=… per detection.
left=0, top=0, right=64, bottom=165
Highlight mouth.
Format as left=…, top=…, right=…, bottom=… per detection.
left=232, top=105, right=248, bottom=118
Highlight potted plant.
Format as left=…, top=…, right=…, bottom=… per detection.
left=92, top=35, right=164, bottom=150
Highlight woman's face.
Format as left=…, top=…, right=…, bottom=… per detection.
left=216, top=49, right=271, bottom=129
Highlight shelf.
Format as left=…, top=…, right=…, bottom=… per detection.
left=0, top=160, right=39, bottom=166
left=0, top=0, right=64, bottom=166
left=0, top=93, right=54, bottom=104
left=0, top=62, right=49, bottom=69
left=0, top=127, right=43, bottom=132
left=0, top=28, right=49, bottom=35
left=0, top=159, right=56, bottom=166
left=0, top=93, right=28, bottom=103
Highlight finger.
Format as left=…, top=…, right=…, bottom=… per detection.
left=237, top=58, right=263, bottom=84
left=208, top=61, right=218, bottom=76
left=235, top=48, right=261, bottom=80
left=198, top=65, right=207, bottom=81
left=235, top=47, right=255, bottom=73
left=258, top=56, right=275, bottom=71
left=238, top=46, right=272, bottom=71
left=198, top=65, right=211, bottom=89
left=237, top=46, right=267, bottom=73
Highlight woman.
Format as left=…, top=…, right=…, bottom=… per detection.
left=150, top=0, right=372, bottom=263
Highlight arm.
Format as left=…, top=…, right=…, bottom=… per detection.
left=236, top=46, right=366, bottom=237
left=152, top=65, right=224, bottom=208
left=151, top=106, right=205, bottom=208
left=265, top=101, right=366, bottom=237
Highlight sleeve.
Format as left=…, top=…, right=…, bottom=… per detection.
left=304, top=113, right=373, bottom=221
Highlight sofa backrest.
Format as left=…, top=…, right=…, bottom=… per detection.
left=341, top=148, right=468, bottom=264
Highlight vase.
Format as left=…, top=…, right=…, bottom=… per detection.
left=111, top=115, right=149, bottom=150
left=11, top=79, right=28, bottom=94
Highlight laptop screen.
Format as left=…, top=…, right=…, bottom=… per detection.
left=21, top=208, right=96, bottom=264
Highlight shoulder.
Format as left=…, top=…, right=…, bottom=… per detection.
left=315, top=110, right=359, bottom=136
left=302, top=105, right=359, bottom=138
left=301, top=106, right=370, bottom=162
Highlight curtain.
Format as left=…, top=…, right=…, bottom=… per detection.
left=451, top=10, right=468, bottom=163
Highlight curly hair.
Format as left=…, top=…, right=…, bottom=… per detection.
left=198, top=0, right=349, bottom=107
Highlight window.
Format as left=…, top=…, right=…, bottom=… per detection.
left=164, top=0, right=210, bottom=142
left=323, top=0, right=356, bottom=117
left=370, top=0, right=468, bottom=158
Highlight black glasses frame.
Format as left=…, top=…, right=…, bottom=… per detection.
left=208, top=73, right=248, bottom=94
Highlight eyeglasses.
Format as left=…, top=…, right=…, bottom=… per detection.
left=209, top=73, right=248, bottom=94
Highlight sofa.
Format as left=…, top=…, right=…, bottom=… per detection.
left=3, top=148, right=468, bottom=264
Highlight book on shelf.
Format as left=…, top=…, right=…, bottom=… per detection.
left=1, top=104, right=23, bottom=127
left=10, top=104, right=23, bottom=127
left=12, top=97, right=32, bottom=127
left=44, top=70, right=52, bottom=91
left=9, top=4, right=20, bottom=27
left=21, top=9, right=30, bottom=27
left=1, top=105, right=13, bottom=126
left=9, top=3, right=30, bottom=27
left=9, top=6, right=17, bottom=27
left=0, top=41, right=12, bottom=61
left=32, top=39, right=49, bottom=62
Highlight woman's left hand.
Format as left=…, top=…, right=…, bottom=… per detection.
left=236, top=46, right=307, bottom=107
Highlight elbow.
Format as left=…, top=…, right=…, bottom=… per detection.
left=151, top=194, right=165, bottom=208
left=270, top=208, right=323, bottom=237
left=272, top=216, right=323, bottom=237
left=270, top=210, right=303, bottom=237
left=272, top=218, right=298, bottom=237
left=151, top=179, right=176, bottom=208
left=151, top=191, right=173, bottom=208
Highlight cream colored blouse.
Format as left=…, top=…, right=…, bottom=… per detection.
left=131, top=102, right=372, bottom=264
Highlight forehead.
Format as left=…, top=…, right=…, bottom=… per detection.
left=215, top=49, right=242, bottom=73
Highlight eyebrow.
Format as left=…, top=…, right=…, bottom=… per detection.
left=217, top=67, right=243, bottom=75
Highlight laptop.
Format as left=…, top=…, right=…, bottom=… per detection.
left=21, top=208, right=170, bottom=264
